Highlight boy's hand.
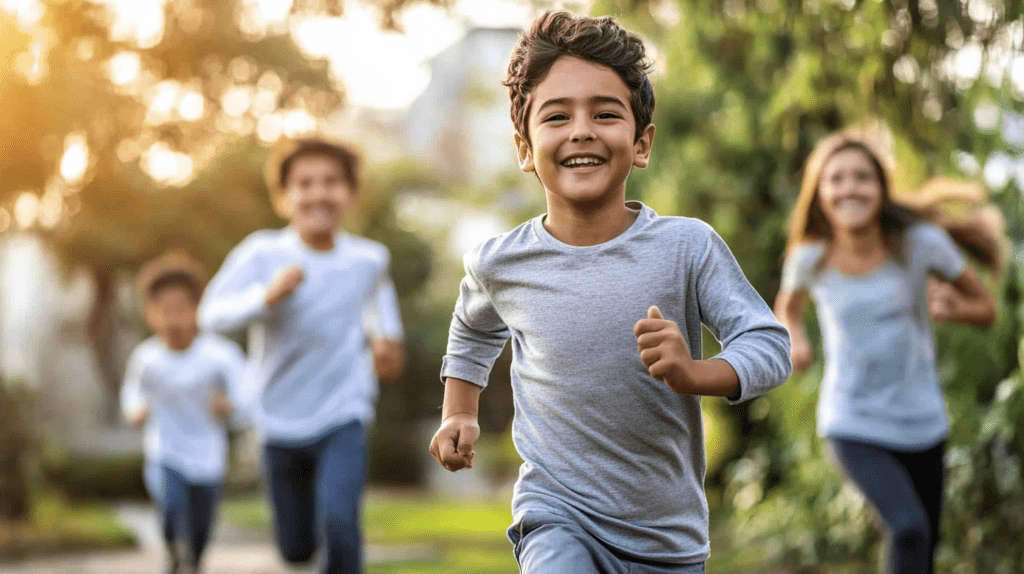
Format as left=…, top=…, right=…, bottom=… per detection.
left=265, top=264, right=304, bottom=307
left=210, top=390, right=231, bottom=420
left=126, top=407, right=148, bottom=427
left=429, top=414, right=479, bottom=472
left=634, top=306, right=698, bottom=394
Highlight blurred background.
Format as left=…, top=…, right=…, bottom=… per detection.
left=0, top=0, right=1021, bottom=572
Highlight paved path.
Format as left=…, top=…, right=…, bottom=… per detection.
left=0, top=502, right=435, bottom=574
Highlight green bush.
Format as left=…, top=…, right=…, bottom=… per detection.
left=41, top=455, right=147, bottom=502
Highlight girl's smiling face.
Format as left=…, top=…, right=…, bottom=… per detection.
left=817, top=147, right=885, bottom=234
left=516, top=56, right=654, bottom=212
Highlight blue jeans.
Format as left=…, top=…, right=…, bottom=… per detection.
left=508, top=511, right=706, bottom=574
left=827, top=438, right=945, bottom=574
left=262, top=421, right=367, bottom=574
left=160, top=466, right=220, bottom=569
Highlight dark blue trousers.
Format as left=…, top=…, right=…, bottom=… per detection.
left=160, top=466, right=220, bottom=569
left=262, top=421, right=367, bottom=574
left=827, top=438, right=945, bottom=574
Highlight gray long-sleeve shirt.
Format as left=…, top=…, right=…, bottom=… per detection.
left=441, top=202, right=791, bottom=564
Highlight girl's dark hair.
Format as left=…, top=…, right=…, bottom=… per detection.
left=787, top=133, right=1005, bottom=274
left=503, top=11, right=655, bottom=143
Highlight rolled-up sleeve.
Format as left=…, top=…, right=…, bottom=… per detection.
left=695, top=229, right=792, bottom=404
left=439, top=252, right=510, bottom=389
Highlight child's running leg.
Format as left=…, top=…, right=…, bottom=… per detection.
left=897, top=442, right=945, bottom=574
left=263, top=443, right=318, bottom=564
left=161, top=467, right=191, bottom=573
left=314, top=421, right=367, bottom=574
left=185, top=481, right=221, bottom=569
left=827, top=438, right=934, bottom=574
left=509, top=511, right=626, bottom=574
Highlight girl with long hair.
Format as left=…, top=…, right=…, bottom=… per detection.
left=774, top=131, right=1000, bottom=574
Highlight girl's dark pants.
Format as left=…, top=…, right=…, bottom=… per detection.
left=827, top=438, right=945, bottom=574
left=262, top=420, right=367, bottom=574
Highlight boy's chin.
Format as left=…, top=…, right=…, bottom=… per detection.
left=296, top=221, right=340, bottom=237
left=547, top=187, right=626, bottom=208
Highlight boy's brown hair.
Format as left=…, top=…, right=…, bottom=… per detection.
left=264, top=136, right=361, bottom=218
left=136, top=250, right=206, bottom=307
left=504, top=11, right=655, bottom=144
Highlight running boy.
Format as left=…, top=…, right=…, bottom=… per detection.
left=121, top=251, right=246, bottom=574
left=429, top=12, right=792, bottom=572
left=198, top=136, right=405, bottom=574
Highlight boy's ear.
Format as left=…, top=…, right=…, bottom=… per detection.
left=632, top=124, right=656, bottom=169
left=515, top=133, right=534, bottom=173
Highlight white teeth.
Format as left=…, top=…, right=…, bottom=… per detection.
left=835, top=198, right=868, bottom=212
left=563, top=157, right=603, bottom=167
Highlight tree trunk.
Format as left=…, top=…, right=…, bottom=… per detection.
left=0, top=385, right=30, bottom=522
left=86, top=267, right=121, bottom=424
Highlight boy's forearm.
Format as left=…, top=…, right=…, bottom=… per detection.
left=442, top=377, right=482, bottom=420
left=691, top=359, right=741, bottom=400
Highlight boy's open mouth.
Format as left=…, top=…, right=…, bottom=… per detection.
left=561, top=156, right=605, bottom=167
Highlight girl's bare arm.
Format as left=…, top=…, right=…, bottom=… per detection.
left=928, top=267, right=996, bottom=327
left=774, top=289, right=813, bottom=373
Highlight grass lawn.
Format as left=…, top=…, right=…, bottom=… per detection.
left=0, top=491, right=135, bottom=561
left=223, top=489, right=517, bottom=573
left=221, top=489, right=828, bottom=574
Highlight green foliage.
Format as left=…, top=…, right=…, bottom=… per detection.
left=0, top=382, right=34, bottom=522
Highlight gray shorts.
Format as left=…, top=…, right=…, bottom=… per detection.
left=507, top=511, right=706, bottom=574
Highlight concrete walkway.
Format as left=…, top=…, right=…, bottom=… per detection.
left=0, top=502, right=436, bottom=574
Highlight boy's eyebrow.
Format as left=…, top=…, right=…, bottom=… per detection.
left=535, top=95, right=629, bottom=113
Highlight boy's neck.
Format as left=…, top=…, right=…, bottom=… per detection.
left=543, top=199, right=639, bottom=247
left=297, top=229, right=336, bottom=252
left=161, top=334, right=196, bottom=352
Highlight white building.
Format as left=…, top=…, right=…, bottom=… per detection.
left=402, top=26, right=523, bottom=186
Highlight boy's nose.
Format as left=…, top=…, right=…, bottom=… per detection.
left=569, top=119, right=596, bottom=142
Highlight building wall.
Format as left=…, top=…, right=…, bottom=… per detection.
left=403, top=27, right=522, bottom=186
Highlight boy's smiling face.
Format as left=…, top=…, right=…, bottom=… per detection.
left=145, top=285, right=198, bottom=352
left=516, top=56, right=654, bottom=211
left=284, top=153, right=356, bottom=248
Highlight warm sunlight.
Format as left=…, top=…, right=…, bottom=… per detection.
left=142, top=142, right=194, bottom=186
left=59, top=134, right=89, bottom=184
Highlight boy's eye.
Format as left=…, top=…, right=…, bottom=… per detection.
left=596, top=112, right=620, bottom=119
left=543, top=113, right=569, bottom=122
